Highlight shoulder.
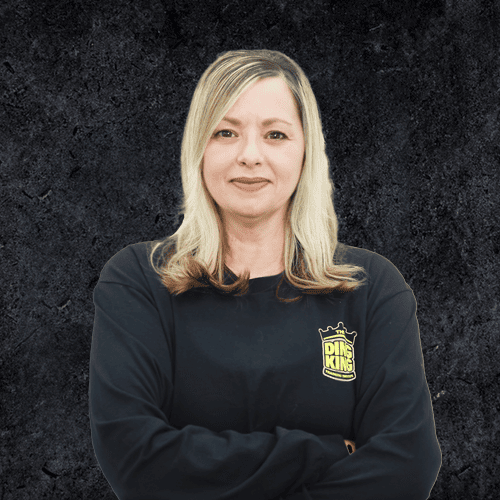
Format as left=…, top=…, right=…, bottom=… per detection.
left=336, top=242, right=412, bottom=296
left=97, top=240, right=160, bottom=287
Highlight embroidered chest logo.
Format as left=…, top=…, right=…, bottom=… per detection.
left=319, top=322, right=357, bottom=382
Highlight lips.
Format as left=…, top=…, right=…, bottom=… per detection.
left=232, top=178, right=269, bottom=184
left=236, top=181, right=267, bottom=185
left=232, top=180, right=269, bottom=192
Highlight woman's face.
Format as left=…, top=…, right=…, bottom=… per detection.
left=202, top=77, right=305, bottom=229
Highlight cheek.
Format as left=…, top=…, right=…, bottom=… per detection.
left=205, top=145, right=232, bottom=166
left=203, top=149, right=218, bottom=176
left=280, top=144, right=304, bottom=164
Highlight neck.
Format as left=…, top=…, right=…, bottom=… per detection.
left=223, top=222, right=286, bottom=277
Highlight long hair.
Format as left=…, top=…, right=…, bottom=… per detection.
left=148, top=49, right=367, bottom=303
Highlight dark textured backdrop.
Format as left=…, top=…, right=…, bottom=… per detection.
left=1, top=0, right=499, bottom=498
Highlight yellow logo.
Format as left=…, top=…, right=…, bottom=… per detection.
left=319, top=322, right=357, bottom=382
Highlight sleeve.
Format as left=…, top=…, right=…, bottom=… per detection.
left=283, top=256, right=442, bottom=500
left=88, top=247, right=351, bottom=500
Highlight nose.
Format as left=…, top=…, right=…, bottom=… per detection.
left=236, top=132, right=264, bottom=165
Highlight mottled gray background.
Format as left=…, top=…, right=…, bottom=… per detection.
left=1, top=0, right=499, bottom=498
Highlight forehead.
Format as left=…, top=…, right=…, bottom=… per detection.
left=227, top=77, right=300, bottom=119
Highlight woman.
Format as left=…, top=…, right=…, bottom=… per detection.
left=89, top=50, right=441, bottom=500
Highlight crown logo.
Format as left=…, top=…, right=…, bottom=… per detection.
left=318, top=322, right=357, bottom=382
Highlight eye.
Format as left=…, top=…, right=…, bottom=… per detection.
left=268, top=131, right=287, bottom=140
left=214, top=129, right=235, bottom=138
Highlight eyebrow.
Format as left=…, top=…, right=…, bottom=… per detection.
left=221, top=117, right=293, bottom=127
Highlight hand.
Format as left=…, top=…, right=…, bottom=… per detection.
left=344, top=439, right=356, bottom=454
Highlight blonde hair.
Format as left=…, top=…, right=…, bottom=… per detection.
left=148, top=49, right=367, bottom=303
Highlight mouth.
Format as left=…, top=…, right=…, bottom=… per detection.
left=231, top=178, right=269, bottom=184
left=232, top=180, right=269, bottom=192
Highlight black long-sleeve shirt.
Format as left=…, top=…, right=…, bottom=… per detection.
left=89, top=240, right=441, bottom=499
